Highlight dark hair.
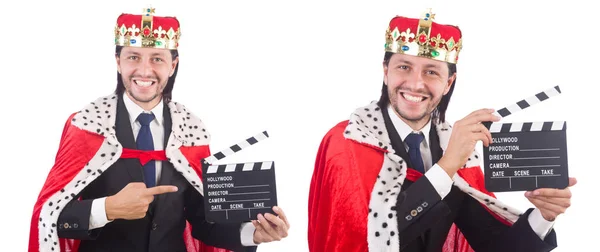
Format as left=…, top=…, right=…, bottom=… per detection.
left=377, top=51, right=457, bottom=124
left=114, top=46, right=180, bottom=103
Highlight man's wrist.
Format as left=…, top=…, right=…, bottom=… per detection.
left=438, top=156, right=459, bottom=178
left=105, top=195, right=115, bottom=221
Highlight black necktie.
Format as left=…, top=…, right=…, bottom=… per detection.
left=136, top=113, right=156, bottom=188
left=405, top=132, right=425, bottom=174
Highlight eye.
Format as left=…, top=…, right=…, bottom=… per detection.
left=127, top=56, right=139, bottom=60
left=397, top=65, right=409, bottom=70
left=425, top=70, right=439, bottom=76
left=152, top=58, right=164, bottom=62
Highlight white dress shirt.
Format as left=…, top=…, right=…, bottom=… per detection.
left=387, top=106, right=554, bottom=240
left=89, top=94, right=257, bottom=246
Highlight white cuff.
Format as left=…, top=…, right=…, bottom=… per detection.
left=240, top=222, right=258, bottom=246
left=425, top=164, right=454, bottom=199
left=89, top=197, right=112, bottom=229
left=528, top=208, right=555, bottom=240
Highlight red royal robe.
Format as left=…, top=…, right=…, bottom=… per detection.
left=28, top=93, right=232, bottom=252
left=308, top=102, right=521, bottom=252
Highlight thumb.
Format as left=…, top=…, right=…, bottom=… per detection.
left=568, top=177, right=577, bottom=187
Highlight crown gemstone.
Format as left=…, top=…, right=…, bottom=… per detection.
left=431, top=50, right=439, bottom=57
left=143, top=28, right=150, bottom=36
left=401, top=45, right=409, bottom=51
left=155, top=41, right=162, bottom=46
left=130, top=39, right=137, bottom=44
left=419, top=35, right=427, bottom=43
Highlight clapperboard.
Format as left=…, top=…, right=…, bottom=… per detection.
left=483, top=86, right=569, bottom=192
left=201, top=131, right=278, bottom=223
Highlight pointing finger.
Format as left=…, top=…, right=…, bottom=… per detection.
left=145, top=185, right=178, bottom=196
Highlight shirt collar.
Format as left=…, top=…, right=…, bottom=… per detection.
left=387, top=104, right=431, bottom=147
left=122, top=93, right=164, bottom=127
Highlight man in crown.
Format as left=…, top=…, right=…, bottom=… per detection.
left=28, top=7, right=289, bottom=252
left=308, top=9, right=575, bottom=252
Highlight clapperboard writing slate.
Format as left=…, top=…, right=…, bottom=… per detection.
left=201, top=131, right=278, bottom=223
left=483, top=86, right=569, bottom=192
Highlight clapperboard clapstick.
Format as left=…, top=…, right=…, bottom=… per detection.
left=482, top=86, right=569, bottom=192
left=201, top=131, right=278, bottom=223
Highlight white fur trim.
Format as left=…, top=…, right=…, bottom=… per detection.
left=167, top=101, right=211, bottom=147
left=453, top=175, right=521, bottom=223
left=343, top=101, right=394, bottom=151
left=367, top=153, right=406, bottom=252
left=38, top=94, right=211, bottom=252
left=165, top=137, right=205, bottom=196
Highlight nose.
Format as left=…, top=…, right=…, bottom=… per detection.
left=138, top=58, right=154, bottom=78
left=404, top=68, right=426, bottom=91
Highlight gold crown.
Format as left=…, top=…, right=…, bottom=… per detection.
left=114, top=7, right=181, bottom=50
left=384, top=9, right=462, bottom=64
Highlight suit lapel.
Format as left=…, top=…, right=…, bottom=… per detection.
left=429, top=123, right=443, bottom=164
left=153, top=103, right=175, bottom=216
left=115, top=94, right=144, bottom=182
left=157, top=104, right=175, bottom=187
left=381, top=106, right=413, bottom=168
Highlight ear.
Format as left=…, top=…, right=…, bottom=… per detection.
left=115, top=54, right=121, bottom=74
left=170, top=57, right=179, bottom=77
left=383, top=62, right=389, bottom=86
left=443, top=72, right=456, bottom=95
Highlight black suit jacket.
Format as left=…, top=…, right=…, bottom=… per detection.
left=381, top=108, right=558, bottom=252
left=56, top=95, right=256, bottom=252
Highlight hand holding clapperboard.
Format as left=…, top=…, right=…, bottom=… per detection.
left=199, top=131, right=279, bottom=223
left=482, top=86, right=571, bottom=192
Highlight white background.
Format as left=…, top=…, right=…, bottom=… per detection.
left=1, top=0, right=597, bottom=251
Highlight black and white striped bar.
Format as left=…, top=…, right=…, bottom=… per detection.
left=493, top=85, right=561, bottom=118
left=206, top=161, right=274, bottom=174
left=483, top=121, right=569, bottom=192
left=203, top=131, right=269, bottom=165
left=488, top=121, right=565, bottom=133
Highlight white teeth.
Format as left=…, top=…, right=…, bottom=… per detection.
left=402, top=93, right=424, bottom=102
left=135, top=80, right=153, bottom=87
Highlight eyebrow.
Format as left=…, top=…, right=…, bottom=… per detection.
left=423, top=64, right=441, bottom=69
left=392, top=60, right=413, bottom=66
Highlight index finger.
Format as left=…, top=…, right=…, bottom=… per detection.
left=273, top=206, right=290, bottom=228
left=463, top=108, right=495, bottom=119
left=531, top=188, right=571, bottom=198
left=144, top=185, right=178, bottom=195
left=462, top=111, right=501, bottom=126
